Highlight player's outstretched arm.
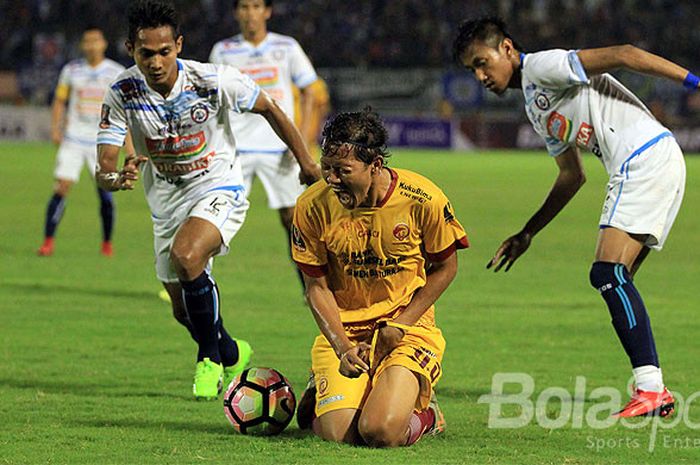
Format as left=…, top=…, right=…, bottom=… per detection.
left=251, top=91, right=322, bottom=185
left=577, top=45, right=698, bottom=90
left=96, top=144, right=148, bottom=191
left=303, top=273, right=370, bottom=378
left=488, top=146, right=586, bottom=272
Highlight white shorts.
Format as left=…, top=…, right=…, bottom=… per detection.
left=153, top=188, right=249, bottom=283
left=54, top=139, right=97, bottom=182
left=600, top=136, right=686, bottom=250
left=239, top=150, right=305, bottom=209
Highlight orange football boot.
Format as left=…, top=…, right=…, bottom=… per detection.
left=614, top=387, right=675, bottom=418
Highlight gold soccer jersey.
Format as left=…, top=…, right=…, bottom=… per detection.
left=292, top=168, right=468, bottom=324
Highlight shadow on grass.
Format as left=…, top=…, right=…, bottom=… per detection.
left=73, top=417, right=314, bottom=440
left=0, top=281, right=159, bottom=301
left=0, top=377, right=189, bottom=400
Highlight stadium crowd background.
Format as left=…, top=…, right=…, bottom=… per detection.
left=0, top=0, right=699, bottom=142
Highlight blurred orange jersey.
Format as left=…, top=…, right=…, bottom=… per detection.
left=292, top=167, right=468, bottom=324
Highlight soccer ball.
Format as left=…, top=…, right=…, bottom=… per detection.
left=223, top=367, right=296, bottom=435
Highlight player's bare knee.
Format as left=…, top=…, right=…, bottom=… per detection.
left=358, top=413, right=405, bottom=448
left=54, top=180, right=73, bottom=196
left=169, top=247, right=204, bottom=281
left=314, top=421, right=355, bottom=444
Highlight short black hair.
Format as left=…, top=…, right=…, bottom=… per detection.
left=321, top=107, right=390, bottom=166
left=127, top=0, right=180, bottom=44
left=233, top=0, right=273, bottom=8
left=82, top=24, right=104, bottom=34
left=452, top=16, right=523, bottom=63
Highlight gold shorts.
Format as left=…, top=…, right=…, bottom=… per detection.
left=311, top=320, right=445, bottom=417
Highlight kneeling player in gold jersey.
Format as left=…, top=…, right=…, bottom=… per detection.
left=291, top=109, right=469, bottom=447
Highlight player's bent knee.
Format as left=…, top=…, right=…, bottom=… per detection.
left=589, top=261, right=623, bottom=291
left=169, top=247, right=204, bottom=280
left=358, top=413, right=405, bottom=448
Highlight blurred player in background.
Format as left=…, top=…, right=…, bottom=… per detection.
left=292, top=109, right=469, bottom=447
left=293, top=77, right=331, bottom=155
left=454, top=17, right=692, bottom=418
left=209, top=0, right=319, bottom=292
left=37, top=26, right=132, bottom=257
left=96, top=0, right=319, bottom=400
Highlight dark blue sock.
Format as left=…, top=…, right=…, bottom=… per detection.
left=97, top=188, right=114, bottom=242
left=181, top=271, right=221, bottom=364
left=590, top=262, right=659, bottom=367
left=207, top=279, right=239, bottom=367
left=217, top=320, right=240, bottom=367
left=44, top=193, right=66, bottom=238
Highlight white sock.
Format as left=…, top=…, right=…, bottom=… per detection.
left=633, top=365, right=664, bottom=392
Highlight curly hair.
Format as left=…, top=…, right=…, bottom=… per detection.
left=452, top=16, right=523, bottom=63
left=321, top=107, right=390, bottom=166
left=127, top=0, right=180, bottom=43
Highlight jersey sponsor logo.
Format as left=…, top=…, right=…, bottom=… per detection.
left=190, top=103, right=209, bottom=124
left=398, top=181, right=433, bottom=203
left=291, top=224, right=307, bottom=252
left=535, top=93, right=550, bottom=110
left=393, top=223, right=410, bottom=241
left=99, top=104, right=111, bottom=129
left=546, top=112, right=572, bottom=142
left=241, top=66, right=279, bottom=87
left=77, top=87, right=107, bottom=102
left=146, top=131, right=207, bottom=160
left=113, top=78, right=146, bottom=101
left=152, top=151, right=215, bottom=175
left=575, top=122, right=594, bottom=147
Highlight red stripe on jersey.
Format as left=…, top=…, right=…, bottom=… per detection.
left=295, top=262, right=328, bottom=278
left=426, top=236, right=470, bottom=262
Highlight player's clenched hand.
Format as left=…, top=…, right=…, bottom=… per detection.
left=299, top=162, right=322, bottom=186
left=372, top=325, right=405, bottom=369
left=487, top=230, right=532, bottom=272
left=339, top=342, right=370, bottom=378
left=118, top=154, right=149, bottom=190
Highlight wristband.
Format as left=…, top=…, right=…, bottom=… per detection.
left=683, top=72, right=699, bottom=91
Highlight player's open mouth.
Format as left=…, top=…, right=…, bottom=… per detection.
left=332, top=188, right=355, bottom=207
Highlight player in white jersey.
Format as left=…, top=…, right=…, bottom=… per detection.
left=454, top=17, right=695, bottom=418
left=38, top=26, right=132, bottom=257
left=209, top=0, right=319, bottom=291
left=95, top=0, right=320, bottom=400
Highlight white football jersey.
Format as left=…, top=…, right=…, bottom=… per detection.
left=209, top=32, right=317, bottom=153
left=520, top=49, right=672, bottom=176
left=97, top=59, right=261, bottom=219
left=57, top=58, right=125, bottom=144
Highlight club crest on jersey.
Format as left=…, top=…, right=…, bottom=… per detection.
left=99, top=104, right=111, bottom=129
left=546, top=112, right=572, bottom=142
left=393, top=223, right=410, bottom=241
left=291, top=224, right=306, bottom=252
left=535, top=93, right=550, bottom=110
left=272, top=49, right=285, bottom=61
left=190, top=103, right=209, bottom=124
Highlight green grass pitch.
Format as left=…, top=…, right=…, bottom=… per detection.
left=0, top=143, right=698, bottom=464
